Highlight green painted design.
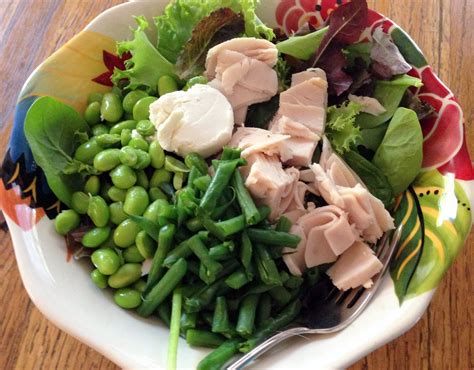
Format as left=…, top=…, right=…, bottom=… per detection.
left=391, top=27, right=428, bottom=68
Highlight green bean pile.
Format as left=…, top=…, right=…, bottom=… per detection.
left=53, top=80, right=321, bottom=370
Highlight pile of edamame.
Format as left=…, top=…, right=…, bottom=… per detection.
left=53, top=79, right=319, bottom=370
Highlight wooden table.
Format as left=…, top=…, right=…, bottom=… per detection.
left=1, top=1, right=472, bottom=369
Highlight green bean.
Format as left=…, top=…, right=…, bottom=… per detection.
left=148, top=187, right=168, bottom=202
left=123, top=245, right=145, bottom=263
left=84, top=101, right=101, bottom=125
left=220, top=147, right=242, bottom=161
left=184, top=152, right=208, bottom=174
left=239, top=299, right=302, bottom=353
left=71, top=191, right=89, bottom=214
left=109, top=120, right=137, bottom=135
left=87, top=196, right=110, bottom=227
left=74, top=139, right=103, bottom=165
left=114, top=219, right=141, bottom=248
left=121, top=128, right=132, bottom=146
left=276, top=216, right=292, bottom=233
left=82, top=226, right=111, bottom=248
left=186, top=329, right=225, bottom=348
left=256, top=293, right=272, bottom=327
left=93, top=148, right=121, bottom=172
left=199, top=159, right=241, bottom=213
left=225, top=269, right=251, bottom=290
left=136, top=119, right=156, bottom=137
left=95, top=133, right=121, bottom=148
left=133, top=96, right=157, bottom=121
left=110, top=164, right=137, bottom=189
left=145, top=224, right=175, bottom=292
left=157, top=302, right=172, bottom=327
left=236, top=294, right=260, bottom=337
left=158, top=75, right=179, bottom=96
left=285, top=275, right=304, bottom=289
left=107, top=186, right=126, bottom=202
left=183, top=76, right=208, bottom=91
left=209, top=241, right=235, bottom=261
left=254, top=244, right=282, bottom=286
left=137, top=258, right=187, bottom=317
left=91, top=124, right=109, bottom=137
left=101, top=92, right=123, bottom=123
left=165, top=156, right=189, bottom=173
left=185, top=217, right=203, bottom=232
left=123, top=186, right=149, bottom=216
left=122, top=90, right=148, bottom=113
left=193, top=175, right=211, bottom=192
left=135, top=230, right=156, bottom=259
left=269, top=286, right=292, bottom=307
left=109, top=202, right=128, bottom=225
left=54, top=210, right=80, bottom=235
left=149, top=141, right=165, bottom=169
left=232, top=170, right=260, bottom=225
left=240, top=231, right=253, bottom=277
left=133, top=279, right=147, bottom=293
left=185, top=280, right=222, bottom=313
left=129, top=137, right=149, bottom=152
left=247, top=228, right=301, bottom=247
left=119, top=146, right=138, bottom=167
left=108, top=263, right=142, bottom=288
left=87, top=92, right=104, bottom=104
left=133, top=149, right=151, bottom=170
left=197, top=339, right=240, bottom=370
left=91, top=248, right=121, bottom=275
left=84, top=175, right=100, bottom=195
left=114, top=288, right=142, bottom=309
left=212, top=296, right=232, bottom=334
left=168, top=290, right=182, bottom=370
left=90, top=269, right=108, bottom=289
left=159, top=182, right=175, bottom=200
left=187, top=235, right=222, bottom=282
left=181, top=312, right=197, bottom=331
left=173, top=172, right=185, bottom=190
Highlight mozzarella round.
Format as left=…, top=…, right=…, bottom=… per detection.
left=149, top=84, right=234, bottom=158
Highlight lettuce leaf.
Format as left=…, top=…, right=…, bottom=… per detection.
left=325, top=101, right=362, bottom=154
left=155, top=0, right=274, bottom=64
left=112, top=16, right=176, bottom=93
left=276, top=27, right=328, bottom=60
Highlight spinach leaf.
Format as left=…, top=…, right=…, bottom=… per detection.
left=356, top=74, right=422, bottom=129
left=24, top=96, right=90, bottom=206
left=372, top=107, right=423, bottom=195
left=276, top=27, right=328, bottom=60
left=357, top=123, right=389, bottom=152
left=343, top=149, right=393, bottom=208
left=245, top=95, right=280, bottom=129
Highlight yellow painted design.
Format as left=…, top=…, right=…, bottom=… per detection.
left=397, top=239, right=422, bottom=280
left=400, top=191, right=414, bottom=226
left=23, top=177, right=37, bottom=203
left=46, top=200, right=61, bottom=213
left=7, top=163, right=20, bottom=185
left=396, top=217, right=420, bottom=259
left=425, top=228, right=445, bottom=264
left=421, top=206, right=457, bottom=237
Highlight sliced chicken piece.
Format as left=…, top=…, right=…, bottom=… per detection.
left=310, top=164, right=345, bottom=208
left=291, top=68, right=327, bottom=87
left=270, top=115, right=320, bottom=141
left=208, top=80, right=273, bottom=111
left=305, top=227, right=338, bottom=267
left=348, top=94, right=387, bottom=116
left=228, top=127, right=289, bottom=158
left=280, top=78, right=328, bottom=110
left=279, top=137, right=317, bottom=167
left=282, top=209, right=307, bottom=224
left=326, top=241, right=383, bottom=291
left=284, top=181, right=309, bottom=212
left=282, top=225, right=307, bottom=276
left=299, top=168, right=315, bottom=183
left=279, top=103, right=326, bottom=136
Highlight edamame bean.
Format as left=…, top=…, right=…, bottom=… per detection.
left=84, top=102, right=101, bottom=125
left=143, top=199, right=168, bottom=222
left=110, top=165, right=137, bottom=189
left=123, top=245, right=145, bottom=263
left=100, top=182, right=112, bottom=202
left=122, top=90, right=148, bottom=113
left=87, top=196, right=110, bottom=227
left=148, top=187, right=167, bottom=201
left=184, top=76, right=208, bottom=91
left=101, top=233, right=118, bottom=248
left=165, top=155, right=189, bottom=173
left=82, top=226, right=111, bottom=248
left=108, top=186, right=127, bottom=202
left=74, top=139, right=103, bottom=165
left=71, top=191, right=90, bottom=214
left=88, top=92, right=104, bottom=104
left=158, top=75, right=178, bottom=96
left=93, top=148, right=121, bottom=172
left=136, top=120, right=156, bottom=136
left=119, top=146, right=138, bottom=167
left=114, top=288, right=142, bottom=309
left=109, top=202, right=128, bottom=225
left=95, top=133, right=121, bottom=148
left=84, top=175, right=100, bottom=195
left=133, top=150, right=151, bottom=170
left=133, top=279, right=147, bottom=293
left=136, top=230, right=157, bottom=259
left=149, top=141, right=165, bottom=169
left=136, top=170, right=149, bottom=189
left=108, top=263, right=142, bottom=288
left=173, top=172, right=185, bottom=190
left=91, top=248, right=121, bottom=275
left=128, top=137, right=149, bottom=152
left=111, top=85, right=123, bottom=97
left=150, top=168, right=172, bottom=187
left=123, top=186, right=149, bottom=216
left=114, top=219, right=141, bottom=248
left=90, top=269, right=108, bottom=289
left=109, top=120, right=137, bottom=135
left=54, top=210, right=80, bottom=235
left=121, top=129, right=132, bottom=146
left=92, top=124, right=109, bottom=137
left=101, top=92, right=123, bottom=123
left=132, top=96, right=157, bottom=121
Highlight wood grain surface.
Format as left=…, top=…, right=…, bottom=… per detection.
left=0, top=1, right=473, bottom=369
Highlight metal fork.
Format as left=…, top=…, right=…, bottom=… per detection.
left=226, top=224, right=403, bottom=370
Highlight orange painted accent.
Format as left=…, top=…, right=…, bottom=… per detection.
left=7, top=163, right=20, bottom=185
left=0, top=181, right=45, bottom=231
left=397, top=239, right=422, bottom=280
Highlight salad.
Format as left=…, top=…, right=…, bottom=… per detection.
left=23, top=0, right=433, bottom=368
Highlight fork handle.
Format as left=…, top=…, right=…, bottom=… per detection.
left=226, top=327, right=309, bottom=370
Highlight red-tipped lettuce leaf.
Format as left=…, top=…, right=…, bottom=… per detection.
left=317, top=45, right=353, bottom=96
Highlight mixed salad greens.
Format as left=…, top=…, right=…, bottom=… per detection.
left=23, top=0, right=434, bottom=368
